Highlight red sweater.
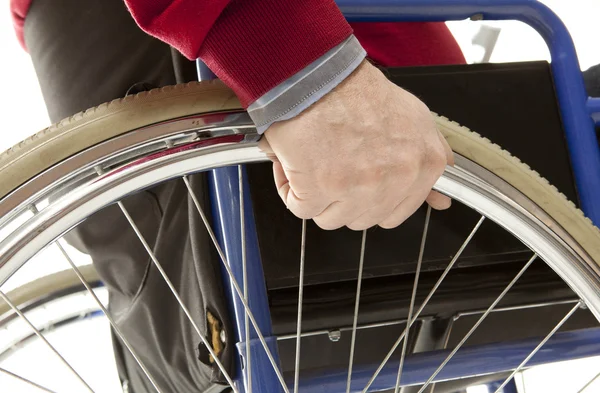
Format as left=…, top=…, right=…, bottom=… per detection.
left=11, top=0, right=464, bottom=107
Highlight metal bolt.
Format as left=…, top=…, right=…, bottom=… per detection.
left=94, top=165, right=105, bottom=176
left=328, top=329, right=341, bottom=342
left=220, top=329, right=227, bottom=343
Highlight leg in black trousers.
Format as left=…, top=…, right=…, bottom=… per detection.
left=24, top=1, right=234, bottom=392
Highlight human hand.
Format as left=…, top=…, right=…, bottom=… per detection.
left=259, top=61, right=453, bottom=230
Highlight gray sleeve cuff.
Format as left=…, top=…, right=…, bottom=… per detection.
left=247, top=35, right=367, bottom=134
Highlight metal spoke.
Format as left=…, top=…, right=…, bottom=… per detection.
left=362, top=215, right=485, bottom=393
left=577, top=373, right=600, bottom=393
left=118, top=201, right=239, bottom=393
left=54, top=240, right=164, bottom=393
left=0, top=367, right=57, bottom=393
left=394, top=206, right=431, bottom=393
left=493, top=301, right=583, bottom=393
left=347, top=230, right=368, bottom=393
left=182, top=175, right=290, bottom=393
left=294, top=219, right=307, bottom=393
left=578, top=370, right=600, bottom=393
left=239, top=166, right=252, bottom=393
left=0, top=290, right=94, bottom=392
left=417, top=253, right=538, bottom=393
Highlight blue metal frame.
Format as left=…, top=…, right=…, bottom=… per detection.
left=208, top=166, right=283, bottom=393
left=294, top=328, right=600, bottom=392
left=203, top=0, right=600, bottom=392
left=589, top=97, right=600, bottom=126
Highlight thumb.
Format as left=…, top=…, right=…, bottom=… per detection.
left=258, top=137, right=278, bottom=162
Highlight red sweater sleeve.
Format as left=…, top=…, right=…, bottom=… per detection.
left=11, top=0, right=463, bottom=107
left=125, top=0, right=353, bottom=107
left=10, top=0, right=30, bottom=50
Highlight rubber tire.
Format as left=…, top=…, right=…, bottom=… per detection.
left=1, top=81, right=599, bottom=271
left=0, top=264, right=100, bottom=316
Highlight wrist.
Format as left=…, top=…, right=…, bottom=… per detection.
left=248, top=35, right=367, bottom=134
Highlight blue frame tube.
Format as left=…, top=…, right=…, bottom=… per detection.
left=208, top=166, right=284, bottom=393
left=588, top=98, right=600, bottom=126
left=294, top=327, right=600, bottom=392
left=336, top=0, right=600, bottom=224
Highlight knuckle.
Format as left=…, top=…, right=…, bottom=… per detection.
left=432, top=152, right=447, bottom=174
left=382, top=165, right=412, bottom=191
left=416, top=100, right=432, bottom=116
left=396, top=154, right=416, bottom=173
left=425, top=144, right=447, bottom=175
left=393, top=162, right=419, bottom=189
left=359, top=171, right=383, bottom=192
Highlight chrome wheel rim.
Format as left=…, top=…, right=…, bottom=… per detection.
left=1, top=111, right=599, bottom=392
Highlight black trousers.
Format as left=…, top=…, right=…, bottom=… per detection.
left=25, top=1, right=234, bottom=392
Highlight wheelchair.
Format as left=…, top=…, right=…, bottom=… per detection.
left=1, top=1, right=600, bottom=392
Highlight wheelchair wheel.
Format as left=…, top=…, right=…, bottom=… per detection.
left=1, top=81, right=600, bottom=393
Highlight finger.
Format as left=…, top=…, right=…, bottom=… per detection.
left=426, top=190, right=451, bottom=210
left=258, top=137, right=277, bottom=161
left=313, top=200, right=365, bottom=230
left=438, top=131, right=454, bottom=166
left=347, top=198, right=398, bottom=231
left=378, top=187, right=431, bottom=229
left=272, top=160, right=289, bottom=189
left=272, top=161, right=330, bottom=219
